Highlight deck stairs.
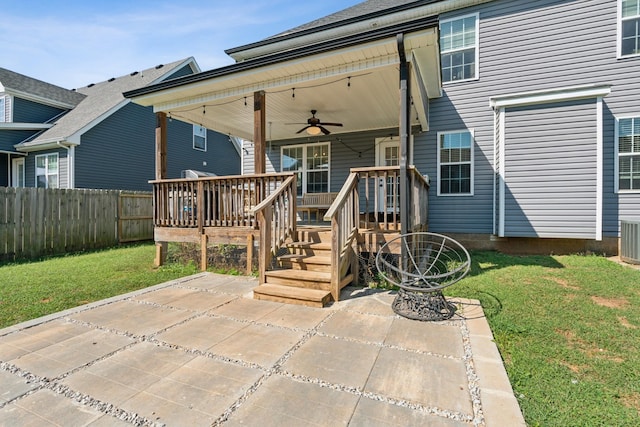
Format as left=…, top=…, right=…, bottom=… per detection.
left=253, top=227, right=354, bottom=307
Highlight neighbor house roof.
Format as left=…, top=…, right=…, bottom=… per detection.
left=0, top=67, right=86, bottom=109
left=15, top=58, right=199, bottom=151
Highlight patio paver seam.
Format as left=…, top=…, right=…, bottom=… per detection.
left=314, top=330, right=465, bottom=361
left=276, top=369, right=475, bottom=424
left=210, top=310, right=339, bottom=426
left=459, top=312, right=485, bottom=427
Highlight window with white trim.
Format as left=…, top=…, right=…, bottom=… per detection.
left=35, top=153, right=59, bottom=188
left=439, top=13, right=479, bottom=83
left=0, top=96, right=5, bottom=123
left=193, top=124, right=207, bottom=151
left=617, top=117, right=640, bottom=191
left=437, top=130, right=474, bottom=195
left=620, top=0, right=640, bottom=56
left=281, top=142, right=330, bottom=197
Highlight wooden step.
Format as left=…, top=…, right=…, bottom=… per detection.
left=264, top=269, right=331, bottom=291
left=253, top=284, right=332, bottom=308
left=278, top=254, right=331, bottom=272
left=286, top=241, right=332, bottom=250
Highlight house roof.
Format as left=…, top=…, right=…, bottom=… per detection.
left=15, top=58, right=199, bottom=151
left=125, top=0, right=489, bottom=141
left=0, top=67, right=86, bottom=109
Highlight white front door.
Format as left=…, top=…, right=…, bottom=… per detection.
left=12, top=158, right=25, bottom=187
left=375, top=137, right=400, bottom=213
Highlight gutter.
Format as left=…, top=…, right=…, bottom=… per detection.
left=124, top=14, right=439, bottom=100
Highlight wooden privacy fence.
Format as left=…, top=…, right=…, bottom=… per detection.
left=0, top=187, right=153, bottom=260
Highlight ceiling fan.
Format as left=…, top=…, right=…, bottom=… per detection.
left=291, top=110, right=343, bottom=135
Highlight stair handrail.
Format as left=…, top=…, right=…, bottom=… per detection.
left=408, top=165, right=430, bottom=232
left=252, top=174, right=297, bottom=283
left=323, top=171, right=360, bottom=301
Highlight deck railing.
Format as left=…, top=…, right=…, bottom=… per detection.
left=324, top=165, right=430, bottom=300
left=351, top=166, right=430, bottom=232
left=252, top=175, right=297, bottom=283
left=323, top=172, right=360, bottom=301
left=150, top=173, right=292, bottom=230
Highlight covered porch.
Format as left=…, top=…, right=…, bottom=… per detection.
left=125, top=18, right=442, bottom=306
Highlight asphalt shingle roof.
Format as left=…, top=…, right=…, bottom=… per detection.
left=0, top=68, right=86, bottom=108
left=18, top=58, right=194, bottom=147
left=272, top=0, right=422, bottom=37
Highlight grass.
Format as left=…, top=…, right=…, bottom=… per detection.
left=445, top=251, right=640, bottom=427
left=0, top=243, right=198, bottom=329
left=0, top=246, right=638, bottom=425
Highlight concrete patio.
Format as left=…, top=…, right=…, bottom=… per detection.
left=0, top=272, right=525, bottom=426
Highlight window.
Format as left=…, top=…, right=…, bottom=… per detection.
left=281, top=142, right=330, bottom=196
left=620, top=0, right=640, bottom=56
left=193, top=124, right=207, bottom=151
left=437, top=130, right=473, bottom=195
left=617, top=117, right=640, bottom=191
left=0, top=96, right=5, bottom=123
left=35, top=153, right=59, bottom=188
left=440, top=13, right=479, bottom=83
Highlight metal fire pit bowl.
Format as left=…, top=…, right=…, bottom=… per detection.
left=375, top=232, right=471, bottom=321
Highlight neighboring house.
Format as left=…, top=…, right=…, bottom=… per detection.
left=126, top=0, right=640, bottom=257
left=0, top=58, right=240, bottom=191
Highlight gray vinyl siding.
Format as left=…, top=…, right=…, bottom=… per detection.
left=0, top=155, right=7, bottom=186
left=164, top=64, right=195, bottom=81
left=503, top=99, right=598, bottom=238
left=24, top=148, right=68, bottom=188
left=12, top=97, right=66, bottom=123
left=75, top=103, right=239, bottom=191
left=413, top=0, right=640, bottom=237
left=0, top=129, right=38, bottom=151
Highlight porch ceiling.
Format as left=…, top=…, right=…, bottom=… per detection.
left=132, top=28, right=440, bottom=141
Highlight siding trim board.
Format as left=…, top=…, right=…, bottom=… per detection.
left=489, top=84, right=612, bottom=109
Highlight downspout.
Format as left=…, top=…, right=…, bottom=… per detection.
left=56, top=141, right=74, bottom=189
left=397, top=33, right=411, bottom=236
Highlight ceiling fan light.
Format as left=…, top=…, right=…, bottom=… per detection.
left=306, top=126, right=322, bottom=135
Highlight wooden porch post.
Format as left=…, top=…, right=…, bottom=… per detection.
left=154, top=112, right=168, bottom=267
left=254, top=91, right=266, bottom=174
left=397, top=34, right=411, bottom=236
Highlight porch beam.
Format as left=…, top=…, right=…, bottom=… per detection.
left=154, top=112, right=168, bottom=267
left=397, top=34, right=411, bottom=236
left=155, top=112, right=167, bottom=180
left=253, top=90, right=266, bottom=174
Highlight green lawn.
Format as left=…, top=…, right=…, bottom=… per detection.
left=0, top=243, right=198, bottom=329
left=0, top=246, right=638, bottom=425
left=446, top=251, right=640, bottom=427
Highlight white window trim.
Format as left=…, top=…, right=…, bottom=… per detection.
left=35, top=153, right=59, bottom=189
left=193, top=124, right=207, bottom=152
left=280, top=141, right=331, bottom=195
left=618, top=0, right=640, bottom=58
left=437, top=129, right=475, bottom=197
left=614, top=114, right=640, bottom=193
left=440, top=12, right=480, bottom=84
left=0, top=96, right=5, bottom=123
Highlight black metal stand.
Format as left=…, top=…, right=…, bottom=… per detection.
left=391, top=288, right=456, bottom=321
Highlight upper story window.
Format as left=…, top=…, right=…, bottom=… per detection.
left=439, top=13, right=479, bottom=83
left=281, top=142, right=330, bottom=197
left=35, top=153, right=59, bottom=189
left=437, top=130, right=474, bottom=196
left=617, top=117, right=640, bottom=192
left=620, top=0, right=640, bottom=57
left=193, top=124, right=207, bottom=151
left=0, top=96, right=5, bottom=123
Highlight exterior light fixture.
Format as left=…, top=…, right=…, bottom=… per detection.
left=306, top=126, right=322, bottom=135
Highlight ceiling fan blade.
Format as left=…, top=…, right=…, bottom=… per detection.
left=296, top=125, right=310, bottom=134
left=321, top=122, right=343, bottom=127
left=319, top=126, right=331, bottom=135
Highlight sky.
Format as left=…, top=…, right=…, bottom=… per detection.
left=2, top=0, right=361, bottom=89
